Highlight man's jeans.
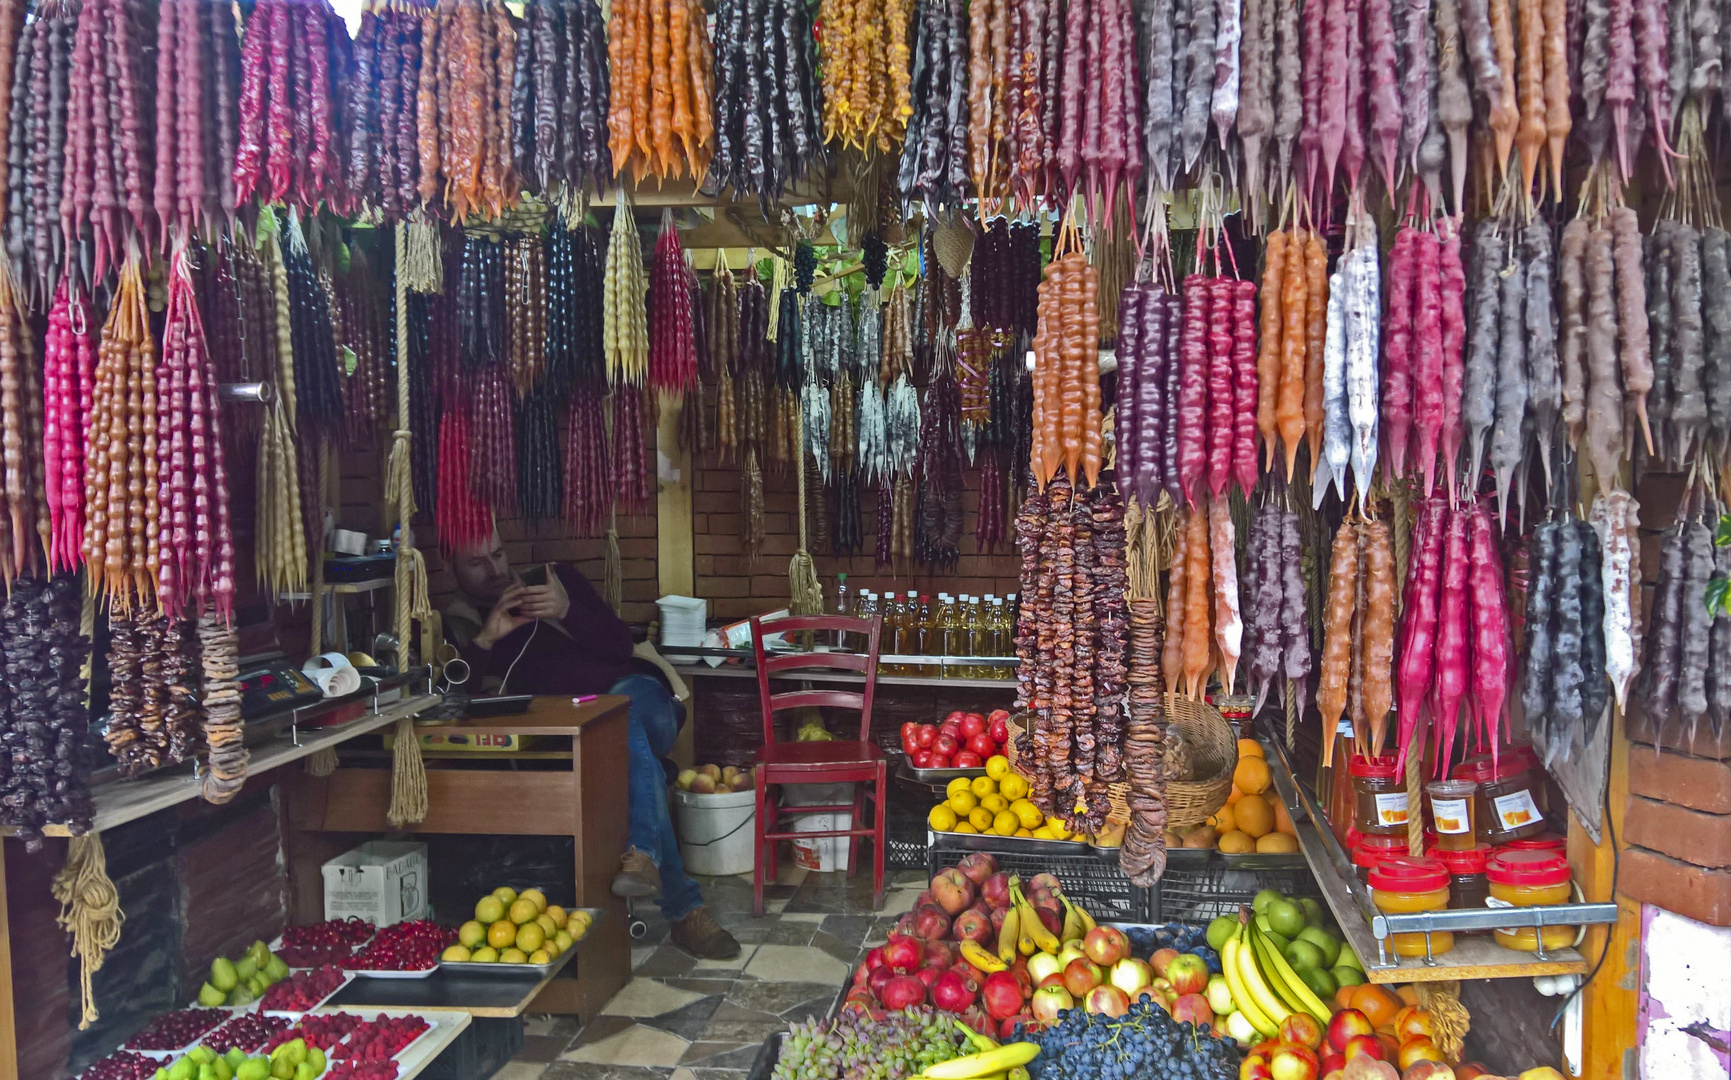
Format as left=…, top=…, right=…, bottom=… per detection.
left=611, top=674, right=705, bottom=922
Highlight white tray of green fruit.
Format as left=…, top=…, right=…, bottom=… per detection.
left=193, top=941, right=297, bottom=1011
left=438, top=886, right=600, bottom=974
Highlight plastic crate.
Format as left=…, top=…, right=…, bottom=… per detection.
left=928, top=833, right=1153, bottom=923
left=748, top=1031, right=784, bottom=1080
left=419, top=1017, right=524, bottom=1079
left=1149, top=851, right=1320, bottom=924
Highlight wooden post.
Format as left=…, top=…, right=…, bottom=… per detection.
left=656, top=393, right=694, bottom=599
left=0, top=846, right=15, bottom=1080
left=1569, top=707, right=1639, bottom=1080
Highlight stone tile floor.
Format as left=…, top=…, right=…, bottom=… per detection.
left=485, top=865, right=929, bottom=1080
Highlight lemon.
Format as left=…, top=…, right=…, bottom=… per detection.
left=441, top=944, right=472, bottom=962
left=529, top=949, right=551, bottom=965
left=545, top=938, right=565, bottom=959
left=967, top=806, right=994, bottom=832
left=536, top=914, right=559, bottom=939
left=487, top=920, right=517, bottom=949
left=992, top=809, right=1020, bottom=835
left=981, top=793, right=1009, bottom=814
left=509, top=898, right=540, bottom=925
left=947, top=790, right=978, bottom=815
left=469, top=946, right=498, bottom=963
left=1016, top=828, right=1034, bottom=837
left=928, top=804, right=959, bottom=831
left=545, top=905, right=568, bottom=929
left=516, top=922, right=546, bottom=952
left=519, top=888, right=548, bottom=913
left=499, top=947, right=528, bottom=964
left=946, top=777, right=974, bottom=799
left=568, top=910, right=593, bottom=928
left=969, top=775, right=997, bottom=799
left=457, top=920, right=487, bottom=949
left=492, top=886, right=519, bottom=906
left=555, top=930, right=575, bottom=951
left=985, top=754, right=1011, bottom=780
left=1012, top=799, right=1044, bottom=828
left=475, top=897, right=505, bottom=924
left=953, top=822, right=977, bottom=833
left=998, top=773, right=1029, bottom=801
left=1046, top=817, right=1072, bottom=839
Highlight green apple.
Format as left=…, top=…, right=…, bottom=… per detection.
left=1332, top=965, right=1365, bottom=988
left=1206, top=915, right=1240, bottom=952
left=1283, top=938, right=1325, bottom=972
left=1296, top=965, right=1337, bottom=1000
left=1296, top=926, right=1340, bottom=968
left=1254, top=916, right=1289, bottom=954
left=1265, top=899, right=1307, bottom=939
left=1251, top=889, right=1285, bottom=915
left=1298, top=898, right=1326, bottom=928
left=1334, top=944, right=1365, bottom=972
left=197, top=981, right=226, bottom=1007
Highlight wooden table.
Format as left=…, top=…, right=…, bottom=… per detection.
left=285, top=695, right=633, bottom=1019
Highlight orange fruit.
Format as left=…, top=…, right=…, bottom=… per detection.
left=1226, top=786, right=1245, bottom=805
left=1255, top=832, right=1298, bottom=853
left=1350, top=984, right=1403, bottom=1028
left=1234, top=796, right=1274, bottom=838
left=1216, top=829, right=1255, bottom=854
left=1207, top=803, right=1237, bottom=834
left=1237, top=738, right=1265, bottom=760
left=1269, top=795, right=1295, bottom=834
left=1334, top=985, right=1357, bottom=1011
left=1233, top=757, right=1272, bottom=795
left=486, top=920, right=517, bottom=949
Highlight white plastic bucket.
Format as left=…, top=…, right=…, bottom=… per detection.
left=790, top=813, right=853, bottom=873
left=672, top=787, right=757, bottom=876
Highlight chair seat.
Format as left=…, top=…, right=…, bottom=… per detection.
left=754, top=740, right=884, bottom=774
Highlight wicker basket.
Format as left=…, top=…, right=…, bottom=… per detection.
left=1163, top=693, right=1238, bottom=828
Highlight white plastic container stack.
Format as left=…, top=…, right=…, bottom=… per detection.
left=657, top=595, right=708, bottom=655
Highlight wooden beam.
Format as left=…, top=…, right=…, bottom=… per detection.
left=656, top=392, right=694, bottom=599
left=0, top=845, right=15, bottom=1080
left=1570, top=706, right=1639, bottom=1080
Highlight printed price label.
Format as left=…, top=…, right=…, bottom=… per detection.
left=1374, top=792, right=1410, bottom=827
left=1431, top=797, right=1472, bottom=834
left=1493, top=789, right=1541, bottom=831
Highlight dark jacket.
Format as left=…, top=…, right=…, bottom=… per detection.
left=442, top=565, right=633, bottom=696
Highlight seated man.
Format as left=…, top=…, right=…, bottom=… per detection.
left=442, top=532, right=740, bottom=960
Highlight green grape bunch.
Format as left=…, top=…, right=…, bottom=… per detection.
left=773, top=1008, right=969, bottom=1080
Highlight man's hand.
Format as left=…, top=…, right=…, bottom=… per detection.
left=474, top=582, right=534, bottom=650
left=515, top=569, right=570, bottom=621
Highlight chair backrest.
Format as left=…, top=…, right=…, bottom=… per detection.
left=749, top=614, right=882, bottom=745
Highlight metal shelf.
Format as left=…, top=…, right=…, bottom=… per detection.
left=671, top=661, right=1019, bottom=690
left=1260, top=732, right=1615, bottom=982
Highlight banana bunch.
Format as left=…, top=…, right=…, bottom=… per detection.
left=911, top=1021, right=1039, bottom=1080
left=989, top=876, right=1098, bottom=965
left=1220, top=916, right=1332, bottom=1039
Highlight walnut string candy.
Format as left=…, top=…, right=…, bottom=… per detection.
left=0, top=575, right=92, bottom=847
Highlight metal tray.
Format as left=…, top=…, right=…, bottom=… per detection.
left=345, top=963, right=440, bottom=979
left=927, top=828, right=1095, bottom=859
left=258, top=970, right=357, bottom=1016
left=438, top=907, right=601, bottom=975
left=895, top=760, right=986, bottom=786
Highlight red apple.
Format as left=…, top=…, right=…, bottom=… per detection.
left=981, top=872, right=1013, bottom=910
left=981, top=971, right=1025, bottom=1020
left=1085, top=985, right=1131, bottom=1017
left=954, top=908, right=993, bottom=944
left=1150, top=947, right=1180, bottom=977
left=1396, top=1038, right=1442, bottom=1071
left=1240, top=1052, right=1275, bottom=1080
left=1170, top=993, right=1214, bottom=1027
left=945, top=711, right=967, bottom=726
left=934, top=732, right=961, bottom=758
left=1025, top=951, right=1062, bottom=985
left=1341, top=1062, right=1399, bottom=1080
left=956, top=852, right=998, bottom=884
left=940, top=718, right=963, bottom=739
left=924, top=940, right=955, bottom=971
left=913, top=903, right=952, bottom=940
left=930, top=869, right=975, bottom=915
left=1109, top=957, right=1153, bottom=998
left=1342, top=1035, right=1385, bottom=1062
left=1030, top=985, right=1073, bottom=1023
left=1149, top=977, right=1177, bottom=1008
left=1166, top=953, right=1210, bottom=996
left=960, top=713, right=987, bottom=738
left=1279, top=1014, right=1325, bottom=1051
left=916, top=725, right=938, bottom=748
left=1401, top=1063, right=1456, bottom=1080
left=1038, top=973, right=1067, bottom=989
left=955, top=751, right=984, bottom=769
left=1327, top=1009, right=1375, bottom=1052
left=988, top=710, right=1011, bottom=744
left=1454, top=1065, right=1489, bottom=1080
left=1320, top=1054, right=1345, bottom=1076
left=967, top=732, right=997, bottom=759
left=1082, top=926, right=1130, bottom=967
left=1270, top=1043, right=1321, bottom=1080
left=902, top=721, right=920, bottom=743
left=1063, top=958, right=1104, bottom=997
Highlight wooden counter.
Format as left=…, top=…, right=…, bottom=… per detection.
left=285, top=695, right=633, bottom=1020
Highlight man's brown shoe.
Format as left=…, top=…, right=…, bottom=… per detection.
left=611, top=848, right=662, bottom=899
left=670, top=907, right=741, bottom=960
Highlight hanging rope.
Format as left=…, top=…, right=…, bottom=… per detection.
left=1405, top=727, right=1426, bottom=856
left=403, top=214, right=443, bottom=294
left=788, top=400, right=821, bottom=616
left=54, top=834, right=123, bottom=1029
left=387, top=223, right=430, bottom=828
left=604, top=511, right=624, bottom=616
left=1414, top=981, right=1470, bottom=1060
left=1285, top=679, right=1298, bottom=750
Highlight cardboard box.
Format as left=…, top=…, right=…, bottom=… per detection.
left=321, top=841, right=428, bottom=927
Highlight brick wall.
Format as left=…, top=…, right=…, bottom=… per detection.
left=692, top=457, right=1023, bottom=623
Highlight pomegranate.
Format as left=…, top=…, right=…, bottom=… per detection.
left=913, top=904, right=953, bottom=941
left=879, top=975, right=927, bottom=1011
left=956, top=852, right=997, bottom=885
left=980, top=872, right=1013, bottom=910
left=869, top=965, right=897, bottom=997
left=863, top=947, right=886, bottom=972
left=852, top=964, right=871, bottom=988
left=917, top=968, right=941, bottom=990
left=894, top=914, right=919, bottom=938
left=952, top=960, right=984, bottom=987
left=981, top=971, right=1024, bottom=1020
left=881, top=934, right=922, bottom=973
left=953, top=908, right=993, bottom=944
left=923, top=941, right=955, bottom=971
left=929, top=869, right=975, bottom=915
left=931, top=970, right=977, bottom=1013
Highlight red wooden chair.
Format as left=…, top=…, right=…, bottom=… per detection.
left=749, top=613, right=887, bottom=916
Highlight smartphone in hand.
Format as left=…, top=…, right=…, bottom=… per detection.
left=519, top=563, right=549, bottom=587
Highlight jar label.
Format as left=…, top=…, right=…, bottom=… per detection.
left=1431, top=797, right=1472, bottom=834
left=1483, top=896, right=1515, bottom=909
left=1373, top=792, right=1410, bottom=827
left=1492, top=789, right=1541, bottom=831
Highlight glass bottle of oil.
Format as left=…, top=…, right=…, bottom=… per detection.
left=990, top=598, right=1012, bottom=678
left=882, top=592, right=903, bottom=672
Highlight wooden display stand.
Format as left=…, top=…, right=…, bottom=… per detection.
left=284, top=695, right=633, bottom=1019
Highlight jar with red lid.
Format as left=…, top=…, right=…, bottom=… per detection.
left=1352, top=834, right=1410, bottom=883
left=1486, top=849, right=1578, bottom=952
left=1369, top=856, right=1455, bottom=957
left=1451, top=755, right=1546, bottom=844
left=1351, top=755, right=1409, bottom=836
left=1500, top=832, right=1568, bottom=854
left=1426, top=843, right=1493, bottom=928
